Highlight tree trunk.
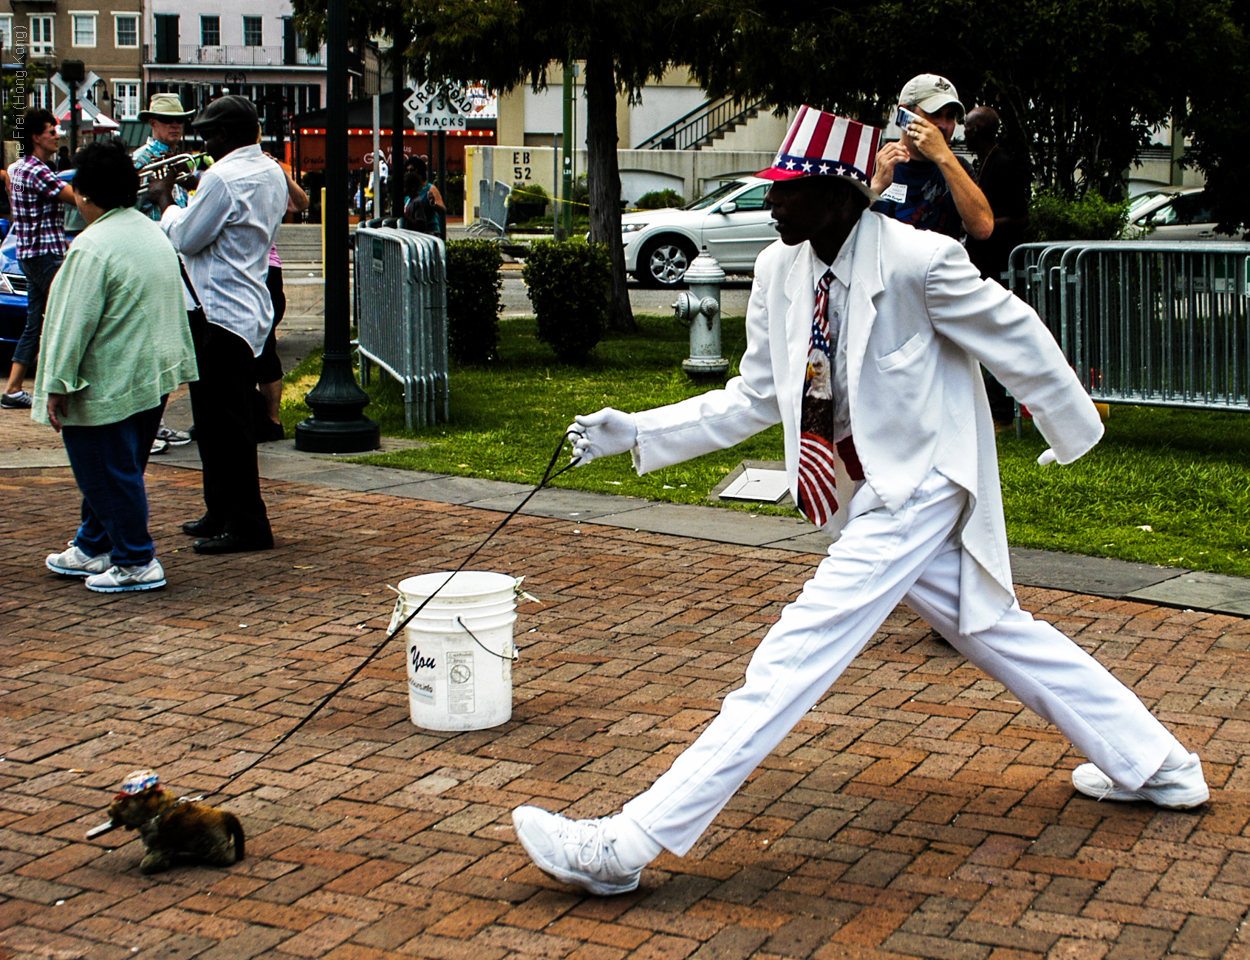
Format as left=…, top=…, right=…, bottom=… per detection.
left=584, top=40, right=635, bottom=333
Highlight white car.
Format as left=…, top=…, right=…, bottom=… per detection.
left=622, top=177, right=778, bottom=286
left=1126, top=187, right=1221, bottom=240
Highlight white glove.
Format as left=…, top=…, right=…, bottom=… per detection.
left=1037, top=449, right=1058, bottom=466
left=567, top=407, right=638, bottom=465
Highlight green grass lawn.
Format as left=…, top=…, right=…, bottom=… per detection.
left=280, top=314, right=1250, bottom=578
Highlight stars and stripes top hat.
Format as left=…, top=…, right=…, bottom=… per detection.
left=117, top=769, right=160, bottom=796
left=756, top=106, right=882, bottom=199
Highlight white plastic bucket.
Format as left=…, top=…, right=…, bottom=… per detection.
left=390, top=570, right=522, bottom=731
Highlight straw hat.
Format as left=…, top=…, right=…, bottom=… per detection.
left=138, top=92, right=196, bottom=122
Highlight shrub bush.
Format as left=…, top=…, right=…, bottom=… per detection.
left=636, top=189, right=685, bottom=210
left=512, top=181, right=550, bottom=205
left=446, top=239, right=502, bottom=363
left=522, top=239, right=610, bottom=363
left=508, top=182, right=550, bottom=226
left=1026, top=191, right=1129, bottom=242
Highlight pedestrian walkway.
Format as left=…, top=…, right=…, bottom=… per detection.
left=3, top=421, right=1250, bottom=959
left=8, top=431, right=1248, bottom=618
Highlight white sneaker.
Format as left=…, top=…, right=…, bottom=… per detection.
left=46, top=543, right=111, bottom=577
left=156, top=425, right=191, bottom=445
left=85, top=559, right=167, bottom=593
left=1072, top=752, right=1209, bottom=809
left=512, top=806, right=644, bottom=895
left=150, top=438, right=169, bottom=455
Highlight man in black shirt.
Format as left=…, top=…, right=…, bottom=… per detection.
left=964, top=106, right=1031, bottom=282
left=964, top=106, right=1032, bottom=425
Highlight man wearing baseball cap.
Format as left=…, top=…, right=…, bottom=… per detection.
left=871, top=73, right=993, bottom=241
left=509, top=105, right=1206, bottom=897
left=147, top=95, right=288, bottom=555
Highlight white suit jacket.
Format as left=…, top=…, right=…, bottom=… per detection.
left=632, top=209, right=1104, bottom=635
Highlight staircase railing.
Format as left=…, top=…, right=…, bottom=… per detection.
left=636, top=97, right=767, bottom=151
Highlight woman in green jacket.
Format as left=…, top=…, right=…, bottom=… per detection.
left=34, top=139, right=198, bottom=592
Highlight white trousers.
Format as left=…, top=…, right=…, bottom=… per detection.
left=623, top=471, right=1182, bottom=855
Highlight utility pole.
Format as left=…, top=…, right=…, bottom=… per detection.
left=561, top=53, right=574, bottom=239
left=294, top=0, right=379, bottom=453
left=61, top=59, right=84, bottom=157
left=390, top=15, right=406, bottom=219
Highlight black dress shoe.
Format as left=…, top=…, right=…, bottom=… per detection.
left=181, top=516, right=222, bottom=538
left=255, top=419, right=286, bottom=443
left=193, top=532, right=275, bottom=555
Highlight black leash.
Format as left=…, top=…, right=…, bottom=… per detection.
left=195, top=430, right=583, bottom=805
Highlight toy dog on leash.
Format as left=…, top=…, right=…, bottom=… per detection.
left=87, top=770, right=245, bottom=875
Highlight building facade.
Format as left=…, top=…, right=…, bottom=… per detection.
left=143, top=0, right=326, bottom=150
left=1, top=0, right=144, bottom=127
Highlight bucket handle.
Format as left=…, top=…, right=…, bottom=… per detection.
left=456, top=616, right=519, bottom=661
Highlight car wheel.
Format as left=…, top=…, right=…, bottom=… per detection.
left=637, top=236, right=696, bottom=287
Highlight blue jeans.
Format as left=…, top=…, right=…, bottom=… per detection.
left=60, top=401, right=166, bottom=566
left=13, top=253, right=64, bottom=368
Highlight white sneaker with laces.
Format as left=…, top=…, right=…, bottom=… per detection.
left=1072, top=752, right=1208, bottom=808
left=85, top=558, right=167, bottom=593
left=512, top=806, right=645, bottom=895
left=46, top=543, right=111, bottom=577
left=156, top=425, right=191, bottom=445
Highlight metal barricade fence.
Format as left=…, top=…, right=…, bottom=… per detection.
left=1005, top=242, right=1080, bottom=354
left=1005, top=240, right=1250, bottom=412
left=354, top=226, right=450, bottom=429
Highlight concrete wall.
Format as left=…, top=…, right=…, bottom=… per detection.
left=627, top=84, right=707, bottom=148
left=498, top=64, right=714, bottom=153
left=712, top=109, right=790, bottom=153
left=1127, top=159, right=1204, bottom=197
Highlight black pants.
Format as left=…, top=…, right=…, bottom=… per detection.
left=983, top=367, right=1015, bottom=425
left=254, top=266, right=286, bottom=385
left=188, top=313, right=272, bottom=541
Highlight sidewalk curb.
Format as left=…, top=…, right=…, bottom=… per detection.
left=8, top=439, right=1243, bottom=618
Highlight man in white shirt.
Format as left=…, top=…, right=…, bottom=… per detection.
left=148, top=95, right=288, bottom=554
left=510, top=107, right=1207, bottom=897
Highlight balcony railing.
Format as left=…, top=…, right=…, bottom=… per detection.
left=144, top=44, right=323, bottom=66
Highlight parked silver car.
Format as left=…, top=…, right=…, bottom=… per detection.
left=1126, top=187, right=1220, bottom=240
left=622, top=177, right=777, bottom=287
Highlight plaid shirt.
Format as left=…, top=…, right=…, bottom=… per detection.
left=11, top=155, right=68, bottom=260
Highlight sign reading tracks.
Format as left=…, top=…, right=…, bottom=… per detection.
left=404, top=82, right=497, bottom=131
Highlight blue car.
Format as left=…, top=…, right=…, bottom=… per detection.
left=0, top=170, right=82, bottom=365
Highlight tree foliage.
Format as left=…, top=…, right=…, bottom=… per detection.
left=685, top=0, right=1245, bottom=215
left=1181, top=0, right=1250, bottom=234
left=291, top=0, right=1248, bottom=234
left=295, top=0, right=693, bottom=333
left=412, top=0, right=699, bottom=333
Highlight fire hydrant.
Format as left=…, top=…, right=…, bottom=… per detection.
left=672, top=249, right=729, bottom=379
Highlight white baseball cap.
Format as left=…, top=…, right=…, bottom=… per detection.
left=898, top=74, right=964, bottom=118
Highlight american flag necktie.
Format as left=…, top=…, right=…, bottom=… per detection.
left=798, top=269, right=840, bottom=527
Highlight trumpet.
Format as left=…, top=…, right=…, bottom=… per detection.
left=137, top=152, right=207, bottom=188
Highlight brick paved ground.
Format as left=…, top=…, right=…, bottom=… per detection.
left=3, top=463, right=1250, bottom=960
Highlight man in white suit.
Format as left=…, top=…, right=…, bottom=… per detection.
left=512, top=108, right=1208, bottom=897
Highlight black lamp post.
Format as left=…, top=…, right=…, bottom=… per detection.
left=294, top=0, right=379, bottom=453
